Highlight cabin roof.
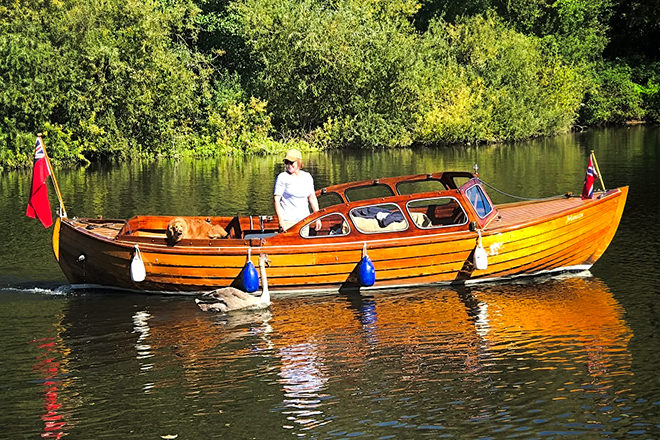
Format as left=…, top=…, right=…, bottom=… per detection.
left=316, top=171, right=475, bottom=202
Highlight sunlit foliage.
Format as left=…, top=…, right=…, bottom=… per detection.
left=0, top=0, right=657, bottom=168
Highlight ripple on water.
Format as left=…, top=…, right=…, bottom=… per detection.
left=0, top=273, right=657, bottom=438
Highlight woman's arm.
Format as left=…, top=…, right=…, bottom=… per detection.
left=308, top=193, right=320, bottom=213
left=308, top=193, right=322, bottom=230
left=274, top=194, right=286, bottom=231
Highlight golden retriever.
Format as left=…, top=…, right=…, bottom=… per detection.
left=166, top=217, right=228, bottom=245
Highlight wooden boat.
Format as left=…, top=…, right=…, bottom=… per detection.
left=51, top=171, right=628, bottom=294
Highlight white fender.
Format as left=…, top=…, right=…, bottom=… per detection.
left=130, top=245, right=146, bottom=282
left=473, top=229, right=488, bottom=271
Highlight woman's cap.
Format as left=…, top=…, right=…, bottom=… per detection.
left=284, top=149, right=302, bottom=162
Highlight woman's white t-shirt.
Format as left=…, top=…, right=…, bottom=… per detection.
left=274, top=171, right=315, bottom=223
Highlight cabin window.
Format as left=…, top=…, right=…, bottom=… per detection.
left=349, top=203, right=408, bottom=233
left=465, top=185, right=493, bottom=218
left=396, top=179, right=447, bottom=195
left=451, top=176, right=472, bottom=189
left=300, top=213, right=350, bottom=238
left=318, top=191, right=344, bottom=209
left=406, top=197, right=468, bottom=228
left=345, top=184, right=394, bottom=202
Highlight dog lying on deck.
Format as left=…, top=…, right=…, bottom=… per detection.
left=166, top=217, right=228, bottom=245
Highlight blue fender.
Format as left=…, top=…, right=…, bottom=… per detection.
left=241, top=260, right=259, bottom=292
left=358, top=255, right=376, bottom=287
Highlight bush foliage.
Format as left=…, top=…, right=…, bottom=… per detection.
left=0, top=0, right=657, bottom=168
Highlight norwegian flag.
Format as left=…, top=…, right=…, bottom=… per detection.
left=26, top=137, right=53, bottom=228
left=581, top=154, right=599, bottom=200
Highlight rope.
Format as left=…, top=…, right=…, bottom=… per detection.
left=478, top=179, right=570, bottom=201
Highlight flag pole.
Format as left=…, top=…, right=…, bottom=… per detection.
left=590, top=150, right=606, bottom=191
left=38, top=134, right=67, bottom=218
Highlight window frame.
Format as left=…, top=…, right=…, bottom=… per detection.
left=349, top=202, right=409, bottom=235
left=299, top=212, right=351, bottom=239
left=464, top=184, right=493, bottom=219
left=405, top=196, right=469, bottom=229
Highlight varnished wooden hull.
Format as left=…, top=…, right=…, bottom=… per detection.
left=53, top=185, right=628, bottom=294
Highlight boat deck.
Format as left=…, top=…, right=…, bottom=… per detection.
left=489, top=196, right=583, bottom=230
left=68, top=219, right=126, bottom=240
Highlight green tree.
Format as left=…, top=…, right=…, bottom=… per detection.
left=413, top=15, right=582, bottom=142
left=607, top=0, right=660, bottom=58
left=580, top=61, right=646, bottom=124
left=0, top=0, right=211, bottom=166
left=228, top=0, right=422, bottom=147
left=416, top=0, right=613, bottom=65
left=229, top=0, right=583, bottom=145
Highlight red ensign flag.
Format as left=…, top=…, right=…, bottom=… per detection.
left=26, top=137, right=53, bottom=228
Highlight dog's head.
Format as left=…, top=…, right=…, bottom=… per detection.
left=166, top=218, right=187, bottom=245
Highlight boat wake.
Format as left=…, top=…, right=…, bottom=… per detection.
left=0, top=284, right=75, bottom=296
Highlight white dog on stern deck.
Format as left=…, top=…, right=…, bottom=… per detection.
left=195, top=254, right=270, bottom=313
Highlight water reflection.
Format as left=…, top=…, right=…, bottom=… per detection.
left=31, top=327, right=71, bottom=439
left=278, top=343, right=328, bottom=431
left=470, top=276, right=633, bottom=380
left=48, top=274, right=636, bottom=438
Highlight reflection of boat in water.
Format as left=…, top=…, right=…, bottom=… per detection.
left=56, top=275, right=632, bottom=383
left=51, top=171, right=628, bottom=293
left=468, top=276, right=633, bottom=376
left=51, top=275, right=632, bottom=435
left=127, top=275, right=631, bottom=383
left=65, top=274, right=624, bottom=363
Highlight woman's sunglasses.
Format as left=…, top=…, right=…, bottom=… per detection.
left=283, top=159, right=294, bottom=165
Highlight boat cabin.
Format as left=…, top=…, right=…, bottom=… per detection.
left=303, top=171, right=497, bottom=238
left=114, top=171, right=497, bottom=246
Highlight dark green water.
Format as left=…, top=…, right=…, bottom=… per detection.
left=1, top=126, right=659, bottom=438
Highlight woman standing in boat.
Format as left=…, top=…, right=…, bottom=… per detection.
left=274, top=149, right=322, bottom=232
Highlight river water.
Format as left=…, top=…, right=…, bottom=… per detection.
left=1, top=126, right=658, bottom=438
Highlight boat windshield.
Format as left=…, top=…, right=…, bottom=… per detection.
left=465, top=185, right=493, bottom=218
left=396, top=179, right=447, bottom=195
left=318, top=191, right=344, bottom=209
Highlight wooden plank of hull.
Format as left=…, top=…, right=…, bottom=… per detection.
left=482, top=209, right=613, bottom=270
left=478, top=224, right=609, bottom=280
left=471, top=228, right=613, bottom=279
left=58, top=228, right=130, bottom=288
left=472, top=191, right=627, bottom=281
left=58, top=220, right=587, bottom=290
left=147, top=236, right=477, bottom=287
left=54, top=187, right=627, bottom=293
left=374, top=220, right=605, bottom=283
